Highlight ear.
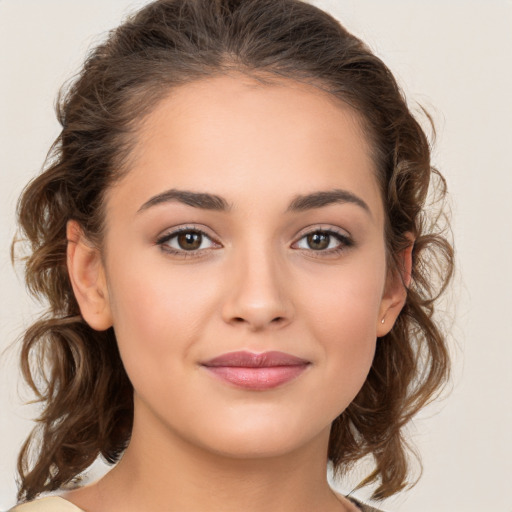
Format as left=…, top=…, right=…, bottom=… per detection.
left=376, top=236, right=414, bottom=337
left=67, top=220, right=113, bottom=331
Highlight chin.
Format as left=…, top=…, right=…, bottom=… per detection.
left=180, top=410, right=332, bottom=461
left=197, top=432, right=315, bottom=460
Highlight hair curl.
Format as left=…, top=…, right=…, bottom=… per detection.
left=13, top=0, right=453, bottom=503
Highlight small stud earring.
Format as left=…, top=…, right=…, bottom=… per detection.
left=381, top=318, right=385, bottom=324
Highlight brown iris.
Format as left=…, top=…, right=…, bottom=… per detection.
left=306, top=232, right=330, bottom=250
left=177, top=231, right=203, bottom=250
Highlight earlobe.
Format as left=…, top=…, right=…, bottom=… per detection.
left=377, top=237, right=414, bottom=337
left=66, top=220, right=113, bottom=331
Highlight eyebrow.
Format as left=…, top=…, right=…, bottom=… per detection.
left=287, top=189, right=371, bottom=215
left=138, top=189, right=230, bottom=212
left=137, top=187, right=370, bottom=216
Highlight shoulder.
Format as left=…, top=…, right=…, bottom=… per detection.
left=9, top=497, right=85, bottom=512
left=347, top=496, right=388, bottom=512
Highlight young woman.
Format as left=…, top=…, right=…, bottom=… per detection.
left=9, top=1, right=453, bottom=511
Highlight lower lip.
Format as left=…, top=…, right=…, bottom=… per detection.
left=203, top=365, right=309, bottom=390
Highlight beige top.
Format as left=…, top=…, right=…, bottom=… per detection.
left=9, top=497, right=84, bottom=512
left=10, top=495, right=384, bottom=512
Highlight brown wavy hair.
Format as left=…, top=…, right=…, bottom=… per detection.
left=13, top=0, right=454, bottom=503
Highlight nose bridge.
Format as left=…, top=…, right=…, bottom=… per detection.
left=222, top=235, right=292, bottom=330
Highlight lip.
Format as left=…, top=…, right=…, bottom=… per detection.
left=201, top=351, right=310, bottom=390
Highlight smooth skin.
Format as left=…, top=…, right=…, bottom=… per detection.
left=66, top=75, right=410, bottom=512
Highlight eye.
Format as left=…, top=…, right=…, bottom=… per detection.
left=156, top=228, right=219, bottom=254
left=293, top=229, right=352, bottom=253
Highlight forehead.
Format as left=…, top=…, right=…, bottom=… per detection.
left=134, top=74, right=372, bottom=167
left=108, top=74, right=383, bottom=222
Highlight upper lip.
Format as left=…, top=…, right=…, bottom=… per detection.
left=202, top=351, right=310, bottom=368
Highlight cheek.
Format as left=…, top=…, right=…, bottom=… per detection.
left=302, top=255, right=386, bottom=336
left=298, top=255, right=386, bottom=387
left=105, top=257, right=218, bottom=372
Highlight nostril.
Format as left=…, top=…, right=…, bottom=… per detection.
left=231, top=316, right=285, bottom=325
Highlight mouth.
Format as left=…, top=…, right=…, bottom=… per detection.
left=200, top=351, right=311, bottom=390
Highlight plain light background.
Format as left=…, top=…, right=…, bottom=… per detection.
left=1, top=1, right=510, bottom=511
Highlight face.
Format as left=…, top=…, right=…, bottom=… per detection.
left=70, top=75, right=405, bottom=460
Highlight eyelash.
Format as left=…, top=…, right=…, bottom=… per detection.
left=155, top=226, right=353, bottom=258
left=156, top=226, right=219, bottom=257
left=292, top=228, right=354, bottom=257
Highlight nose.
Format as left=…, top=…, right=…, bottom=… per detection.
left=221, top=246, right=294, bottom=332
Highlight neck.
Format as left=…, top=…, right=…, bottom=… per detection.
left=72, top=400, right=347, bottom=512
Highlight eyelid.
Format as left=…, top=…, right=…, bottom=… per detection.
left=154, top=224, right=353, bottom=257
left=291, top=225, right=354, bottom=254
left=155, top=225, right=222, bottom=255
left=292, top=224, right=352, bottom=242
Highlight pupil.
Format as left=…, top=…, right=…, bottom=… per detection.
left=308, top=232, right=329, bottom=250
left=178, top=232, right=202, bottom=250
